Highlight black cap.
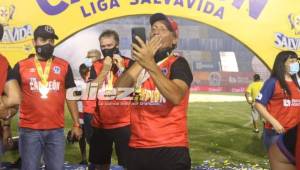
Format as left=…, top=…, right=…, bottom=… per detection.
left=0, top=24, right=3, bottom=41
left=34, top=25, right=58, bottom=40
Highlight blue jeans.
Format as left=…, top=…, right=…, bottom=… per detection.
left=263, top=128, right=280, bottom=151
left=19, top=128, right=65, bottom=170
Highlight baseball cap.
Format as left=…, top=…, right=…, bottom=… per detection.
left=150, top=13, right=179, bottom=37
left=34, top=25, right=59, bottom=40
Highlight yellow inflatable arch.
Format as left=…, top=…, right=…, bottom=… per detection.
left=0, top=0, right=299, bottom=68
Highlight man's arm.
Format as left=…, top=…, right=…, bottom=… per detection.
left=0, top=65, right=21, bottom=109
left=244, top=92, right=253, bottom=105
left=90, top=57, right=113, bottom=88
left=65, top=64, right=82, bottom=139
left=132, top=36, right=192, bottom=105
left=1, top=80, right=21, bottom=108
left=66, top=100, right=80, bottom=126
left=147, top=65, right=188, bottom=105
left=255, top=102, right=285, bottom=134
left=116, top=36, right=161, bottom=88
left=0, top=105, right=18, bottom=120
left=114, top=62, right=143, bottom=88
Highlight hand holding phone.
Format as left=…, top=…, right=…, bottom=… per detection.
left=132, top=27, right=146, bottom=46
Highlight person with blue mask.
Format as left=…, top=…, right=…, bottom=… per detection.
left=255, top=51, right=300, bottom=168
left=77, top=49, right=101, bottom=165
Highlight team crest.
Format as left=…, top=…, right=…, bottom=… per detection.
left=161, top=68, right=168, bottom=76
left=53, top=66, right=61, bottom=74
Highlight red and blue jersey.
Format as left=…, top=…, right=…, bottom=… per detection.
left=12, top=55, right=76, bottom=130
left=256, top=77, right=300, bottom=130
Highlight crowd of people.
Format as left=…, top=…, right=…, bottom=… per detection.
left=0, top=13, right=193, bottom=170
left=1, top=12, right=300, bottom=170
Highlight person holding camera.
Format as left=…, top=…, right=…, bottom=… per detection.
left=88, top=30, right=133, bottom=170
left=115, top=13, right=193, bottom=170
left=0, top=24, right=21, bottom=168
left=11, top=25, right=82, bottom=170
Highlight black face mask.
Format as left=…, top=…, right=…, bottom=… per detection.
left=154, top=47, right=174, bottom=63
left=101, top=47, right=121, bottom=72
left=35, top=44, right=54, bottom=60
left=101, top=47, right=120, bottom=58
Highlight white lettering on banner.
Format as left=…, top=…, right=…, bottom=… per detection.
left=2, top=25, right=33, bottom=42
left=130, top=0, right=224, bottom=19
left=274, top=32, right=300, bottom=51
left=80, top=0, right=120, bottom=18
left=36, top=0, right=268, bottom=19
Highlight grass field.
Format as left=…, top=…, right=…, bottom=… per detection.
left=2, top=93, right=269, bottom=169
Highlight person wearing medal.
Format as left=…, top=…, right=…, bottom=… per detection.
left=88, top=30, right=133, bottom=170
left=115, top=13, right=193, bottom=170
left=0, top=24, right=21, bottom=168
left=12, top=25, right=82, bottom=170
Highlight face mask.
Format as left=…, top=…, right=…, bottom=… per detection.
left=154, top=47, right=173, bottom=63
left=35, top=44, right=54, bottom=60
left=84, top=58, right=93, bottom=67
left=289, top=62, right=299, bottom=75
left=101, top=47, right=120, bottom=58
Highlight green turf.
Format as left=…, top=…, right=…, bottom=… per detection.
left=2, top=100, right=268, bottom=168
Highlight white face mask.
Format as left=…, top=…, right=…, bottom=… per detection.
left=289, top=62, right=300, bottom=75
left=84, top=58, right=93, bottom=67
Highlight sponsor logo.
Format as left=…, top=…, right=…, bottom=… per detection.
left=0, top=4, right=33, bottom=44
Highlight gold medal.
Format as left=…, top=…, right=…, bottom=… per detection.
left=133, top=87, right=141, bottom=102
left=34, top=56, right=52, bottom=99
left=104, top=71, right=114, bottom=97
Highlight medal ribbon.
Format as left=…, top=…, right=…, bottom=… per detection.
left=107, top=71, right=114, bottom=90
left=34, top=56, right=52, bottom=87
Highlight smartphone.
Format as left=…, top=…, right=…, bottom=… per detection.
left=131, top=27, right=146, bottom=46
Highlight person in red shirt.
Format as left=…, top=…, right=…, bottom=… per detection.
left=0, top=24, right=22, bottom=168
left=88, top=30, right=133, bottom=170
left=12, top=25, right=82, bottom=170
left=77, top=49, right=101, bottom=165
left=115, top=13, right=193, bottom=170
left=255, top=51, right=300, bottom=169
